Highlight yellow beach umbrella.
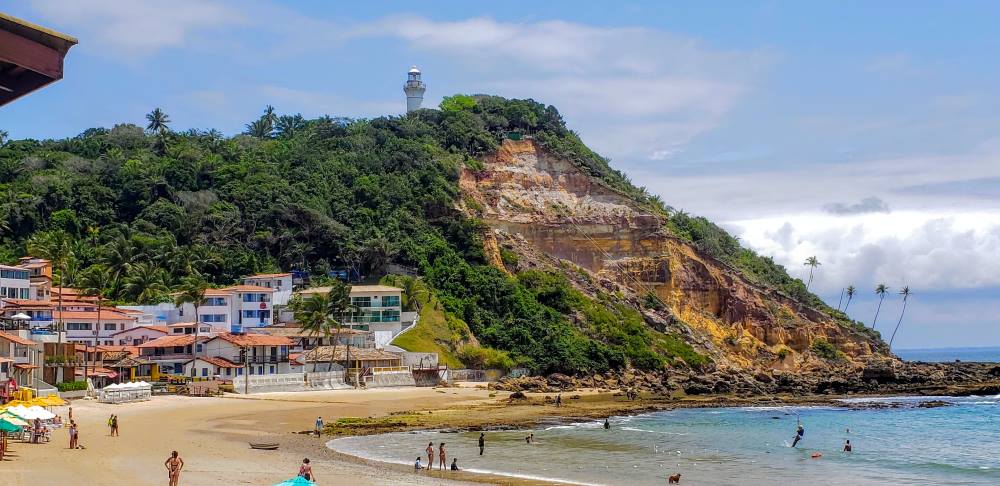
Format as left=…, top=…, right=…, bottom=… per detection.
left=44, top=395, right=67, bottom=406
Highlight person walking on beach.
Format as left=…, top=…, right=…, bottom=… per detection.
left=425, top=442, right=435, bottom=469
left=315, top=416, right=323, bottom=437
left=165, top=450, right=184, bottom=486
left=299, top=458, right=315, bottom=481
left=478, top=432, right=485, bottom=455
left=439, top=442, right=447, bottom=470
left=108, top=414, right=114, bottom=435
left=111, top=415, right=119, bottom=437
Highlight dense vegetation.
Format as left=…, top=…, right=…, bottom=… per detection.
left=0, top=94, right=858, bottom=373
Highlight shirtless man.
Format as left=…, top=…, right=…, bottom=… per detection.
left=438, top=442, right=447, bottom=470
left=425, top=442, right=435, bottom=470
left=165, top=450, right=184, bottom=486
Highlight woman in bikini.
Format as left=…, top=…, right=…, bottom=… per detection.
left=425, top=442, right=435, bottom=470
left=165, top=450, right=184, bottom=486
left=299, top=458, right=315, bottom=481
left=438, top=442, right=447, bottom=470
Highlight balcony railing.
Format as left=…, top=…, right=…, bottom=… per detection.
left=233, top=355, right=289, bottom=364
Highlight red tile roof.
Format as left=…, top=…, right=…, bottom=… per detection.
left=188, top=356, right=242, bottom=368
left=0, top=331, right=37, bottom=346
left=211, top=333, right=292, bottom=347
left=136, top=334, right=200, bottom=348
left=223, top=285, right=274, bottom=293
left=54, top=309, right=137, bottom=321
left=110, top=325, right=169, bottom=336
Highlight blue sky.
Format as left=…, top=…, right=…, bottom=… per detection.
left=3, top=1, right=999, bottom=349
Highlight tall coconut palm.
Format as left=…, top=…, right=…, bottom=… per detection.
left=174, top=276, right=209, bottom=378
left=101, top=232, right=137, bottom=299
left=842, top=285, right=856, bottom=312
left=872, top=283, right=890, bottom=330
left=244, top=118, right=272, bottom=139
left=837, top=288, right=846, bottom=311
left=79, top=264, right=112, bottom=388
left=145, top=108, right=170, bottom=134
left=804, top=256, right=821, bottom=291
left=325, top=281, right=355, bottom=377
left=290, top=293, right=334, bottom=372
left=889, top=286, right=912, bottom=348
left=263, top=105, right=277, bottom=127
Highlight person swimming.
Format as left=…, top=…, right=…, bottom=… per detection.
left=791, top=422, right=805, bottom=448
left=843, top=439, right=852, bottom=452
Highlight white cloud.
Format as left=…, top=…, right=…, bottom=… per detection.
left=27, top=0, right=246, bottom=56
left=728, top=211, right=1000, bottom=293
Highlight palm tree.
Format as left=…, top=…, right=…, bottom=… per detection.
left=872, top=283, right=890, bottom=330
left=275, top=114, right=305, bottom=139
left=244, top=119, right=272, bottom=139
left=101, top=232, right=137, bottom=299
left=804, top=256, right=821, bottom=291
left=145, top=108, right=170, bottom=134
left=836, top=287, right=845, bottom=311
left=324, top=281, right=354, bottom=376
left=291, top=293, right=334, bottom=372
left=123, top=262, right=170, bottom=304
left=843, top=285, right=856, bottom=312
left=889, top=286, right=912, bottom=348
left=27, top=230, right=75, bottom=366
left=79, top=264, right=112, bottom=388
left=263, top=105, right=277, bottom=127
left=174, top=276, right=209, bottom=378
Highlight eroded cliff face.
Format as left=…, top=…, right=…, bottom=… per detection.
left=460, top=139, right=889, bottom=373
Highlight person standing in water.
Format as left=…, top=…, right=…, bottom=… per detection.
left=438, top=442, right=447, bottom=470
left=478, top=432, right=485, bottom=456
left=425, top=442, right=435, bottom=469
left=843, top=440, right=852, bottom=452
left=791, top=421, right=805, bottom=448
left=604, top=418, right=611, bottom=430
left=165, top=450, right=184, bottom=486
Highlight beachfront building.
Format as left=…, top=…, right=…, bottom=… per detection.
left=110, top=325, right=169, bottom=346
left=167, top=322, right=214, bottom=336
left=255, top=326, right=372, bottom=353
left=175, top=285, right=276, bottom=332
left=294, top=285, right=408, bottom=347
left=0, top=331, right=42, bottom=387
left=0, top=265, right=31, bottom=301
left=242, top=273, right=294, bottom=306
left=138, top=332, right=293, bottom=378
left=17, top=257, right=52, bottom=301
left=58, top=306, right=140, bottom=346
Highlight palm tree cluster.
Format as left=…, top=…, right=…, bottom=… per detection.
left=241, top=105, right=308, bottom=140
left=835, top=281, right=913, bottom=349
left=288, top=280, right=355, bottom=372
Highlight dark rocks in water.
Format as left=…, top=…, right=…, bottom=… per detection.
left=917, top=400, right=951, bottom=408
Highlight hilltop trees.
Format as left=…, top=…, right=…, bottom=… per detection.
left=145, top=108, right=170, bottom=133
left=804, top=256, right=821, bottom=290
left=889, top=286, right=912, bottom=348
left=872, top=283, right=890, bottom=329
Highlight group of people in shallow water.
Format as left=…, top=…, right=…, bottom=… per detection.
left=415, top=441, right=460, bottom=471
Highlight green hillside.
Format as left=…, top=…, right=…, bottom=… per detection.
left=0, top=95, right=848, bottom=373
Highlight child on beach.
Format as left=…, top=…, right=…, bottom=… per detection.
left=414, top=457, right=423, bottom=470
left=315, top=416, right=323, bottom=437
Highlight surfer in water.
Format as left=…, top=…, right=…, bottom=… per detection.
left=791, top=421, right=805, bottom=448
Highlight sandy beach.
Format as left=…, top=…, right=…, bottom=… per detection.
left=3, top=387, right=505, bottom=486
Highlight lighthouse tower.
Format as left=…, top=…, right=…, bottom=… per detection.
left=403, top=66, right=425, bottom=113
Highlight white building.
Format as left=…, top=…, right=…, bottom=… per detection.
left=137, top=332, right=293, bottom=378
left=242, top=273, right=293, bottom=306
left=110, top=325, right=169, bottom=346
left=0, top=265, right=30, bottom=300
left=295, top=285, right=407, bottom=348
left=58, top=306, right=140, bottom=346
left=403, top=66, right=425, bottom=113
left=176, top=285, right=276, bottom=332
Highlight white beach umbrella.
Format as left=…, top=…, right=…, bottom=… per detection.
left=26, top=406, right=55, bottom=420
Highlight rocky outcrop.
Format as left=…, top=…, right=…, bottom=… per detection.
left=461, top=139, right=888, bottom=374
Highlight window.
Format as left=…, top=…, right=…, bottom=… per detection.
left=201, top=314, right=226, bottom=323
left=173, top=346, right=185, bottom=353
left=257, top=365, right=263, bottom=375
left=104, top=340, right=114, bottom=345
left=269, top=365, right=275, bottom=374
left=173, top=328, right=184, bottom=334
left=0, top=269, right=28, bottom=279
left=204, top=297, right=227, bottom=306
left=381, top=295, right=401, bottom=307
left=242, top=310, right=271, bottom=319
left=225, top=368, right=231, bottom=376
left=196, top=344, right=203, bottom=353
left=19, top=288, right=29, bottom=299
left=66, top=323, right=92, bottom=331
left=351, top=296, right=371, bottom=308
left=382, top=310, right=400, bottom=322
left=104, top=323, right=117, bottom=331
left=241, top=293, right=270, bottom=303
left=201, top=367, right=208, bottom=377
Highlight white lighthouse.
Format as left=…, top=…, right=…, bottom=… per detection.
left=403, top=66, right=425, bottom=113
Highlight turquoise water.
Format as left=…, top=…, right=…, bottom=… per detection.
left=329, top=395, right=1000, bottom=485
left=896, top=346, right=1000, bottom=362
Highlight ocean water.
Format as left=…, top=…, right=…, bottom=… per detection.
left=329, top=395, right=1000, bottom=485
left=895, top=346, right=1000, bottom=363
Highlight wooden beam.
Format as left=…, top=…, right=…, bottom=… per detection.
left=0, top=28, right=63, bottom=80
left=0, top=69, right=54, bottom=107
